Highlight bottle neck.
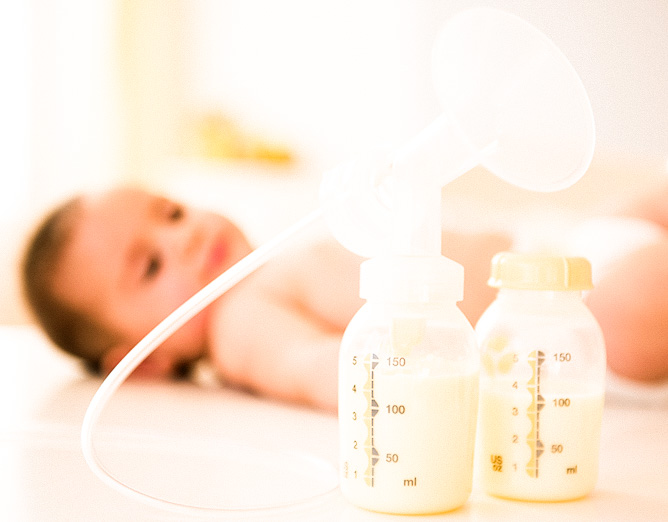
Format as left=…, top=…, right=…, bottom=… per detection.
left=360, top=255, right=464, bottom=304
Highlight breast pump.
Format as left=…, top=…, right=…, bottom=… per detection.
left=81, top=8, right=595, bottom=516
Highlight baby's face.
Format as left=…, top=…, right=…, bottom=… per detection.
left=52, top=188, right=253, bottom=367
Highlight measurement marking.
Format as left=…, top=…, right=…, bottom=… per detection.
left=403, top=477, right=417, bottom=487
left=363, top=354, right=380, bottom=486
left=526, top=350, right=545, bottom=478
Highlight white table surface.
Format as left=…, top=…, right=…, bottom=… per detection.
left=2, top=325, right=667, bottom=521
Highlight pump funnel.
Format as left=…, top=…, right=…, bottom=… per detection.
left=322, top=8, right=595, bottom=258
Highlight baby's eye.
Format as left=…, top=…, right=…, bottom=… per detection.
left=168, top=204, right=185, bottom=222
left=143, top=254, right=162, bottom=280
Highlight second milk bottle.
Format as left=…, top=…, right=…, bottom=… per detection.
left=475, top=252, right=606, bottom=501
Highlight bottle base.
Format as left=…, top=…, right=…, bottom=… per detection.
left=342, top=496, right=469, bottom=516
left=484, top=488, right=594, bottom=503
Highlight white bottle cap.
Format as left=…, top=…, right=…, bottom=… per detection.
left=360, top=256, right=464, bottom=303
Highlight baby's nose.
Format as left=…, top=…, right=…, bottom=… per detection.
left=174, top=225, right=205, bottom=262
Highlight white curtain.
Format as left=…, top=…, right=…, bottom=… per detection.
left=1, top=0, right=123, bottom=323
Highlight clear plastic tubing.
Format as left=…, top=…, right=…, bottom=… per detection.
left=80, top=207, right=336, bottom=516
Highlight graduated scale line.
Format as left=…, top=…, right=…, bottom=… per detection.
left=364, top=354, right=380, bottom=487
left=526, top=350, right=546, bottom=478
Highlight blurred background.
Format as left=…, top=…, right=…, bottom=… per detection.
left=2, top=0, right=667, bottom=324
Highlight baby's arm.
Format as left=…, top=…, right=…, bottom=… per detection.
left=206, top=240, right=363, bottom=411
left=208, top=284, right=341, bottom=411
left=585, top=237, right=668, bottom=381
left=586, top=182, right=668, bottom=381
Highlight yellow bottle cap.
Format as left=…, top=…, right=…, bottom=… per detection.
left=488, top=252, right=593, bottom=291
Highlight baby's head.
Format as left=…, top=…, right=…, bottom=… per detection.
left=22, top=187, right=252, bottom=377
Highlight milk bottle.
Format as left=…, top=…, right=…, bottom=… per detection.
left=338, top=256, right=479, bottom=514
left=475, top=253, right=606, bottom=501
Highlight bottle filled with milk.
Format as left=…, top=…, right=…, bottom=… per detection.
left=338, top=255, right=479, bottom=515
left=475, top=252, right=606, bottom=501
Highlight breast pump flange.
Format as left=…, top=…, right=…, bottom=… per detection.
left=322, top=6, right=595, bottom=259
left=81, top=7, right=595, bottom=517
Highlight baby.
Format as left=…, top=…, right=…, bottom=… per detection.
left=580, top=185, right=668, bottom=383
left=21, top=185, right=668, bottom=411
left=21, top=187, right=508, bottom=411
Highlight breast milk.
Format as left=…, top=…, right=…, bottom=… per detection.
left=477, top=387, right=604, bottom=501
left=339, top=369, right=478, bottom=514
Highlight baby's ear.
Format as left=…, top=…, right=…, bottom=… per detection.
left=101, top=344, right=173, bottom=379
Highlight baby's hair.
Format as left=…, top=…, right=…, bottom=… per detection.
left=21, top=197, right=119, bottom=373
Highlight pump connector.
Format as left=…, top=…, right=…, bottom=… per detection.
left=360, top=256, right=464, bottom=304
